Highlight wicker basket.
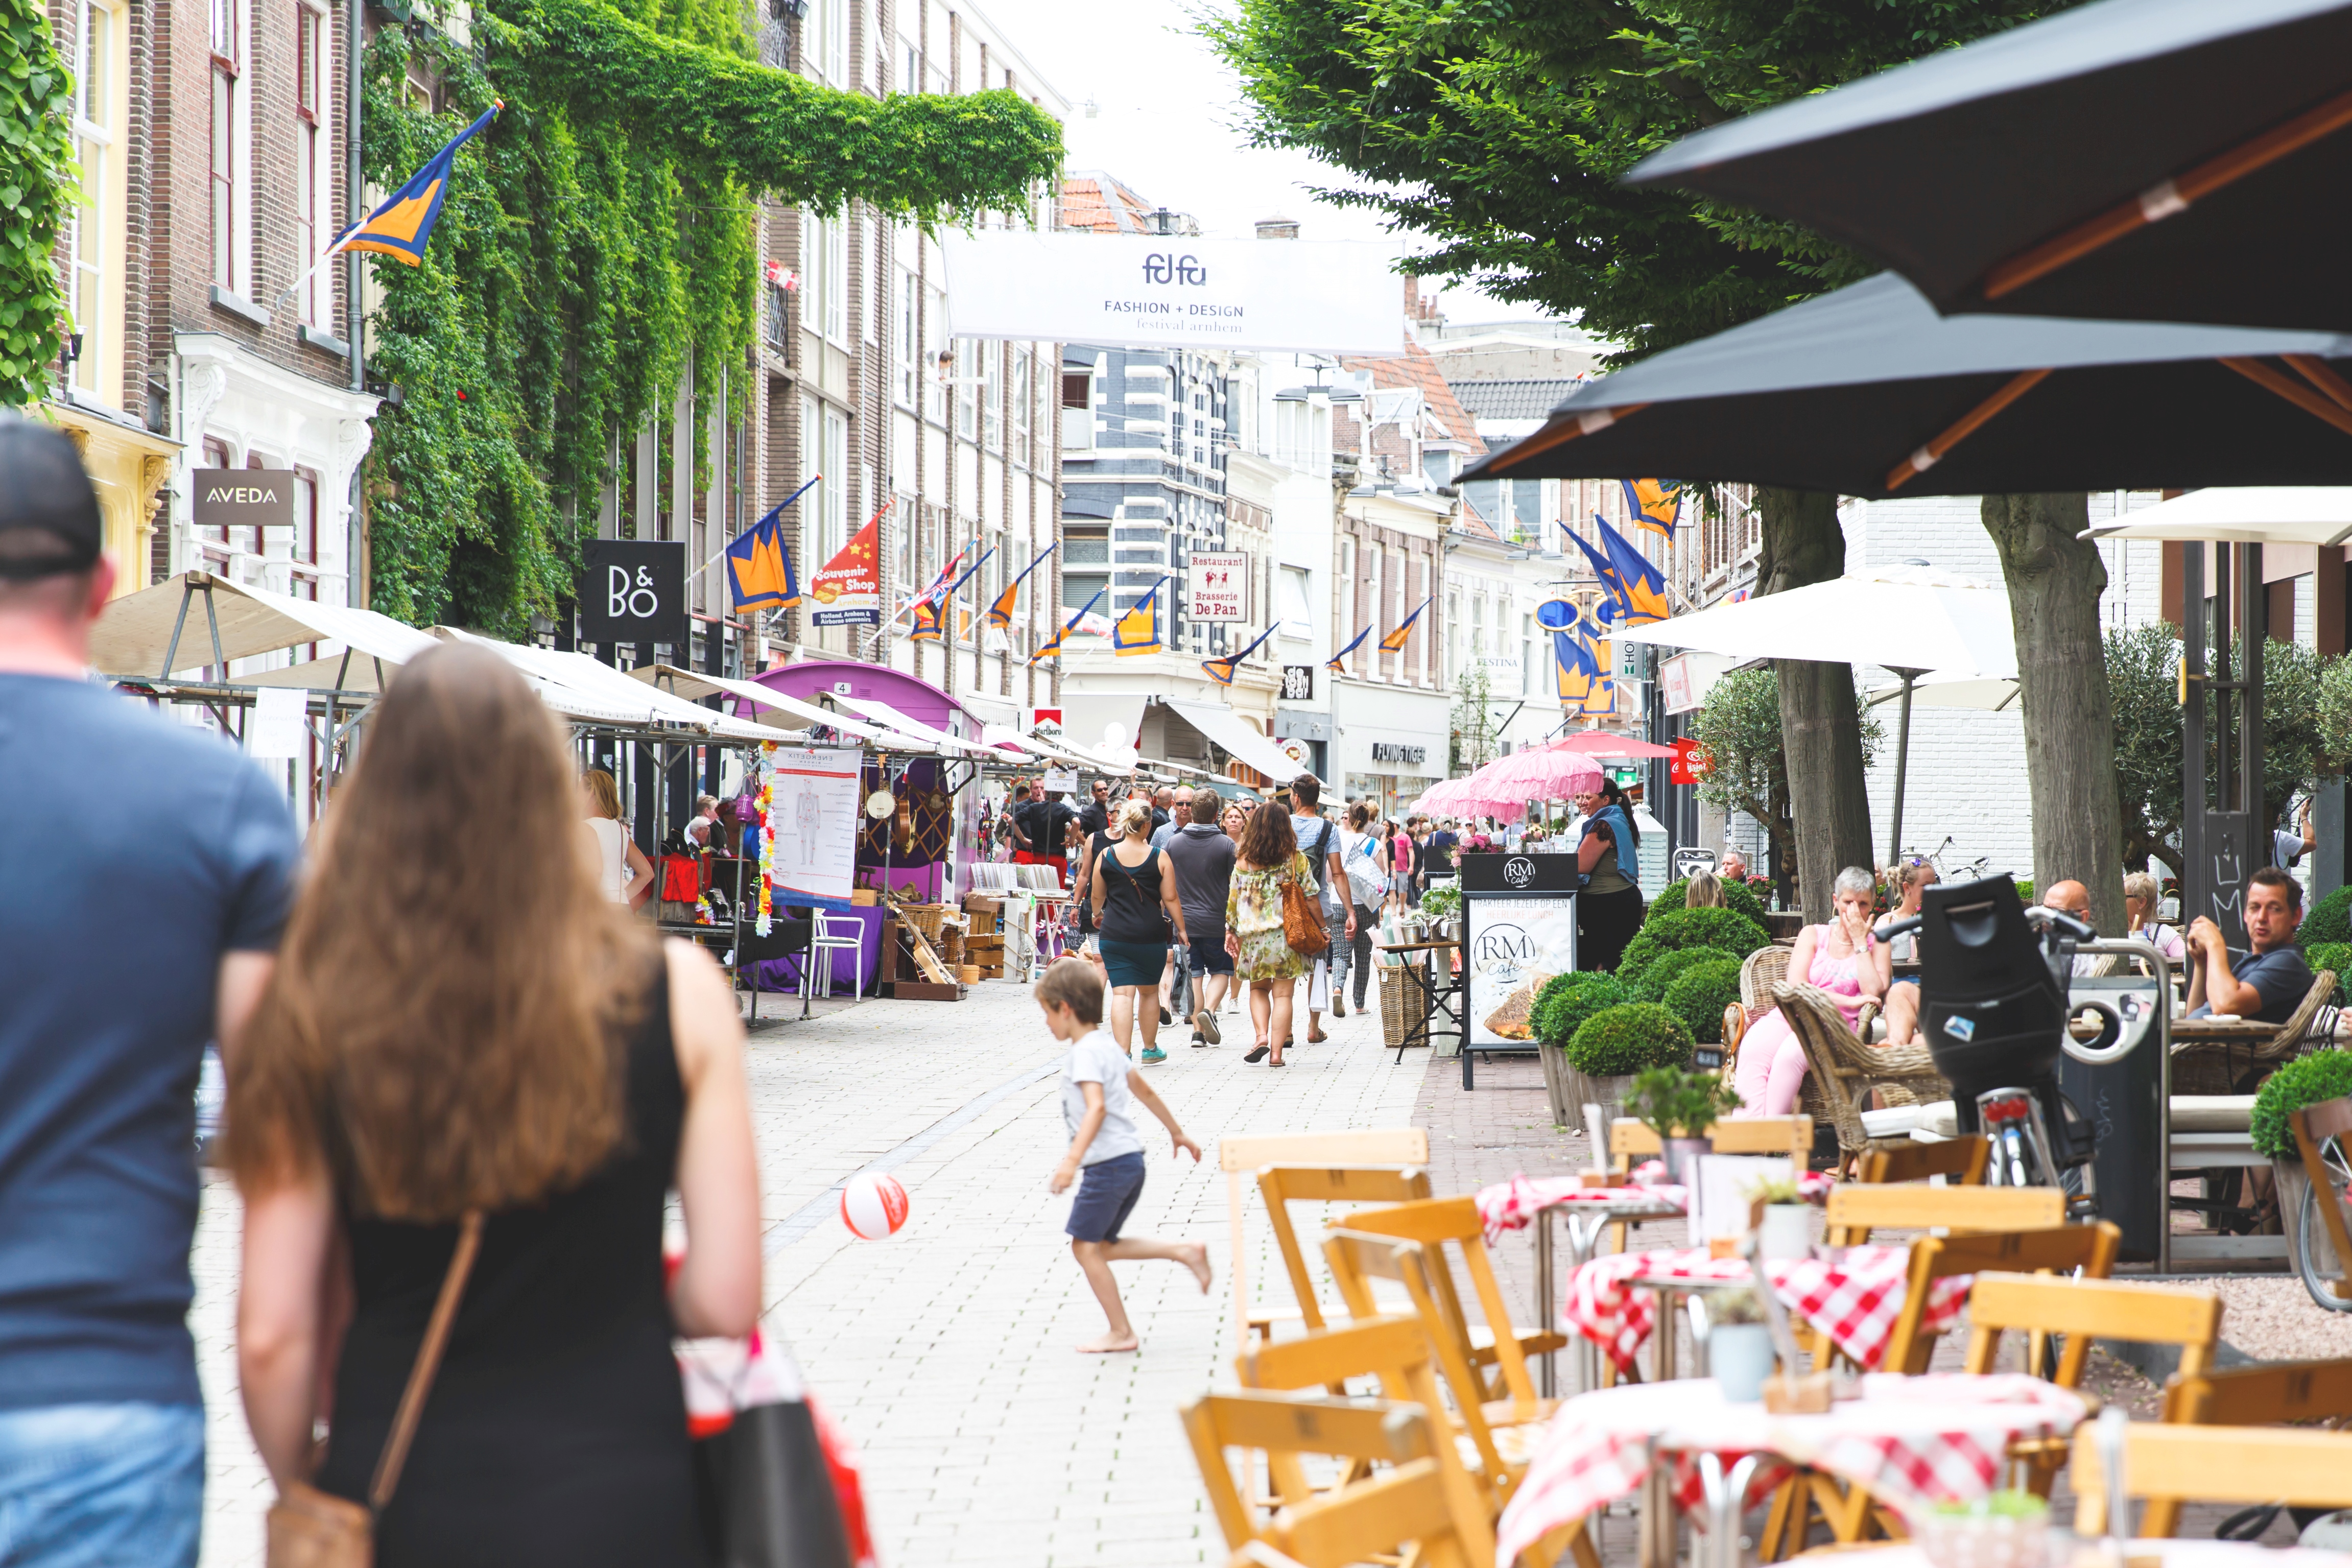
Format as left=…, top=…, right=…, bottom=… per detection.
left=901, top=904, right=948, bottom=943
left=940, top=927, right=964, bottom=967
left=1379, top=965, right=1430, bottom=1051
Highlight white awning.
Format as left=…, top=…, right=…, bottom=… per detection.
left=1162, top=699, right=1322, bottom=788
left=831, top=695, right=1000, bottom=756
left=91, top=570, right=437, bottom=679
left=432, top=630, right=779, bottom=740
left=2078, top=487, right=2352, bottom=547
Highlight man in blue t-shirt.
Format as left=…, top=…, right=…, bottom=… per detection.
left=0, top=419, right=301, bottom=1565
left=2187, top=866, right=2315, bottom=1027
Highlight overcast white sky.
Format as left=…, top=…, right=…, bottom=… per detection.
left=975, top=0, right=1534, bottom=324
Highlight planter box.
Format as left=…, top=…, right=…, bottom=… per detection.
left=1546, top=1065, right=1634, bottom=1146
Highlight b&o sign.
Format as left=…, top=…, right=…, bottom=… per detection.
left=577, top=539, right=687, bottom=650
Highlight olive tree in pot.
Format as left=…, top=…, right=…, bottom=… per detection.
left=2251, top=1051, right=2352, bottom=1284
left=1626, top=1061, right=1739, bottom=1184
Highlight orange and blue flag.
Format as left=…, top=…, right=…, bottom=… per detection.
left=1555, top=628, right=1616, bottom=715
left=1619, top=478, right=1685, bottom=538
left=1030, top=588, right=1105, bottom=664
left=335, top=103, right=500, bottom=266
left=1596, top=516, right=1671, bottom=624
left=1325, top=626, right=1372, bottom=674
left=722, top=493, right=805, bottom=612
left=1201, top=624, right=1279, bottom=686
left=1113, top=577, right=1170, bottom=657
left=1380, top=597, right=1432, bottom=654
left=987, top=542, right=1056, bottom=630
left=907, top=546, right=984, bottom=642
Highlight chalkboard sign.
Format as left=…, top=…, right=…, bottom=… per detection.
left=578, top=539, right=687, bottom=651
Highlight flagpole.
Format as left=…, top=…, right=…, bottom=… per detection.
left=690, top=473, right=821, bottom=583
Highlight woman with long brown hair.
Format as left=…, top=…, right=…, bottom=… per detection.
left=1224, top=806, right=1315, bottom=1066
left=225, top=643, right=760, bottom=1564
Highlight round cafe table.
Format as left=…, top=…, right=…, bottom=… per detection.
left=1494, top=1373, right=2089, bottom=1568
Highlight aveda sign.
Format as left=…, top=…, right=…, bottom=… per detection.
left=192, top=468, right=298, bottom=533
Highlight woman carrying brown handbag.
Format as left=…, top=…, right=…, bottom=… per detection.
left=224, top=642, right=761, bottom=1566
left=1223, top=808, right=1319, bottom=1067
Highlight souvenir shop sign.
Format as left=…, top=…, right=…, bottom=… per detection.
left=761, top=747, right=863, bottom=906
left=577, top=540, right=688, bottom=650
left=1461, top=853, right=1579, bottom=1051
left=810, top=515, right=883, bottom=627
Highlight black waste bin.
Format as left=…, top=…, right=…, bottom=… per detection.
left=2057, top=976, right=2167, bottom=1262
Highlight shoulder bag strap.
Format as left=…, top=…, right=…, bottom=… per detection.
left=368, top=1209, right=485, bottom=1511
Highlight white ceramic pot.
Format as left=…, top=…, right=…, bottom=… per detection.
left=1710, top=1322, right=1775, bottom=1403
left=1760, top=1203, right=1813, bottom=1261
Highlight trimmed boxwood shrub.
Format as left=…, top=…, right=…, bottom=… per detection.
left=1532, top=971, right=1630, bottom=1048
left=2250, top=1048, right=2352, bottom=1157
left=2305, top=942, right=2352, bottom=1004
left=1647, top=876, right=1768, bottom=929
left=2305, top=887, right=2352, bottom=948
left=1618, top=906, right=1771, bottom=987
left=1565, top=1002, right=1696, bottom=1077
left=1664, top=956, right=1745, bottom=1046
left=1630, top=944, right=1740, bottom=1004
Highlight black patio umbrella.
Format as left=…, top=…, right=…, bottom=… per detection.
left=1624, top=0, right=2352, bottom=330
left=1457, top=273, right=2352, bottom=497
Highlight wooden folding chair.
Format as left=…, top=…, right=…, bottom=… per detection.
left=1608, top=1114, right=1812, bottom=1251
left=1759, top=1222, right=2122, bottom=1560
left=1335, top=1195, right=1566, bottom=1406
left=1250, top=1165, right=1433, bottom=1339
left=1224, top=1448, right=1498, bottom=1568
left=1964, top=1274, right=2222, bottom=1496
left=1858, top=1135, right=1988, bottom=1186
left=1219, top=1129, right=1430, bottom=1342
left=2073, top=1423, right=2352, bottom=1537
left=1232, top=1317, right=1594, bottom=1568
left=2292, top=1098, right=2352, bottom=1305
left=1183, top=1389, right=1493, bottom=1565
left=2148, top=1357, right=2352, bottom=1535
left=1821, top=1181, right=2063, bottom=1247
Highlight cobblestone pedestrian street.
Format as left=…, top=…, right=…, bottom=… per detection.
left=195, top=975, right=1527, bottom=1567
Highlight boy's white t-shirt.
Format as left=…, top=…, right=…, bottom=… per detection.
left=1060, top=1028, right=1145, bottom=1166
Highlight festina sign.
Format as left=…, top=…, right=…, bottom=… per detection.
left=1186, top=551, right=1250, bottom=623
left=192, top=468, right=297, bottom=533
left=1371, top=741, right=1427, bottom=766
left=939, top=232, right=1404, bottom=355
left=576, top=539, right=688, bottom=650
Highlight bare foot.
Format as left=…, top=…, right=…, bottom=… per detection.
left=1076, top=1331, right=1140, bottom=1353
left=1180, top=1242, right=1213, bottom=1295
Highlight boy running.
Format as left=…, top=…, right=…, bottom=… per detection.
left=1037, top=958, right=1211, bottom=1352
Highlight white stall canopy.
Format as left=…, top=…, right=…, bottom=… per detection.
left=91, top=571, right=435, bottom=680
left=1162, top=698, right=1324, bottom=789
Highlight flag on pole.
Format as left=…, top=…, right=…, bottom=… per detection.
left=1380, top=596, right=1432, bottom=654
left=906, top=545, right=981, bottom=642
left=1200, top=624, right=1279, bottom=687
left=1031, top=588, right=1106, bottom=664
left=1325, top=626, right=1371, bottom=674
left=723, top=500, right=801, bottom=611
left=988, top=542, right=1057, bottom=630
left=1619, top=478, right=1685, bottom=538
left=1595, top=516, right=1672, bottom=624
left=335, top=104, right=501, bottom=266
left=1554, top=628, right=1617, bottom=714
left=1113, top=577, right=1170, bottom=657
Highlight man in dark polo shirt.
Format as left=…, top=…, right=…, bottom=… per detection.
left=0, top=419, right=301, bottom=1564
left=2185, top=866, right=2315, bottom=1025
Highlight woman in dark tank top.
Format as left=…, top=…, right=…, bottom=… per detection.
left=222, top=643, right=762, bottom=1566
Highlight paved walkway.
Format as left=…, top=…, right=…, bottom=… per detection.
left=193, top=975, right=1431, bottom=1567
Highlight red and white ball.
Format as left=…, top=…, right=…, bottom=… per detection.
left=840, top=1173, right=910, bottom=1240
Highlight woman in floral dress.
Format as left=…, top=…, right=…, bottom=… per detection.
left=1225, top=807, right=1316, bottom=1067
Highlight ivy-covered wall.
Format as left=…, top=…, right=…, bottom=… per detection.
left=362, top=0, right=1060, bottom=633
left=2, top=0, right=75, bottom=407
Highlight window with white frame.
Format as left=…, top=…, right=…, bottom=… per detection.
left=1059, top=367, right=1090, bottom=453
left=803, top=395, right=848, bottom=572
left=1011, top=349, right=1030, bottom=463
left=70, top=0, right=113, bottom=393
left=1523, top=613, right=1538, bottom=697
left=801, top=209, right=846, bottom=344
left=811, top=0, right=847, bottom=85
left=293, top=4, right=325, bottom=323
left=923, top=283, right=946, bottom=425
left=982, top=342, right=1001, bottom=451
left=1446, top=588, right=1461, bottom=678
left=208, top=0, right=238, bottom=289
left=1337, top=538, right=1354, bottom=648
left=954, top=338, right=977, bottom=439
left=893, top=266, right=917, bottom=406
left=1365, top=544, right=1383, bottom=674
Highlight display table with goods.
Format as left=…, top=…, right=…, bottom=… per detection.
left=1494, top=1374, right=2088, bottom=1568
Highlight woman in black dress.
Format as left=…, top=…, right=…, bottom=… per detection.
left=224, top=642, right=761, bottom=1566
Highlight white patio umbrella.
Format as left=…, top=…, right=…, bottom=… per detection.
left=1864, top=673, right=2019, bottom=711
left=1612, top=563, right=2018, bottom=864
left=2079, top=487, right=2352, bottom=547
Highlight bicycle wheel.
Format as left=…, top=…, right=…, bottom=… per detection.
left=2298, top=1133, right=2352, bottom=1312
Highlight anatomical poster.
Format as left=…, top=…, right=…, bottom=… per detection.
left=763, top=748, right=863, bottom=905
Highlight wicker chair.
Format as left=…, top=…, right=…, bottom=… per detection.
left=2170, top=969, right=2336, bottom=1097
left=1773, top=981, right=1953, bottom=1167
left=1722, top=945, right=1793, bottom=1079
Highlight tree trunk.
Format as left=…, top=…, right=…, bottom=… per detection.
left=1981, top=493, right=2128, bottom=939
left=1756, top=488, right=1874, bottom=922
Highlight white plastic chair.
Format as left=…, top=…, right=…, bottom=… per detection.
left=804, top=909, right=864, bottom=1008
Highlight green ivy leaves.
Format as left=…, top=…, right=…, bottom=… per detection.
left=0, top=0, right=77, bottom=405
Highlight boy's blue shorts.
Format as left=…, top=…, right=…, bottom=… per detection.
left=1066, top=1150, right=1147, bottom=1242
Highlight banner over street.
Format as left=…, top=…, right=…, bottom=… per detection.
left=941, top=232, right=1403, bottom=355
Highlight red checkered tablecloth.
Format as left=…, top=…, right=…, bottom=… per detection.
left=1476, top=1168, right=1836, bottom=1241
left=1565, top=1245, right=1972, bottom=1375
left=1494, top=1374, right=2088, bottom=1568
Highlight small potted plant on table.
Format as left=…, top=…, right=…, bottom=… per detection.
left=1625, top=1061, right=1740, bottom=1184
left=1747, top=1174, right=1812, bottom=1261
left=1705, top=1286, right=1775, bottom=1402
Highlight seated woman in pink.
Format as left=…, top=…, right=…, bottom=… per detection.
left=1729, top=866, right=1892, bottom=1116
